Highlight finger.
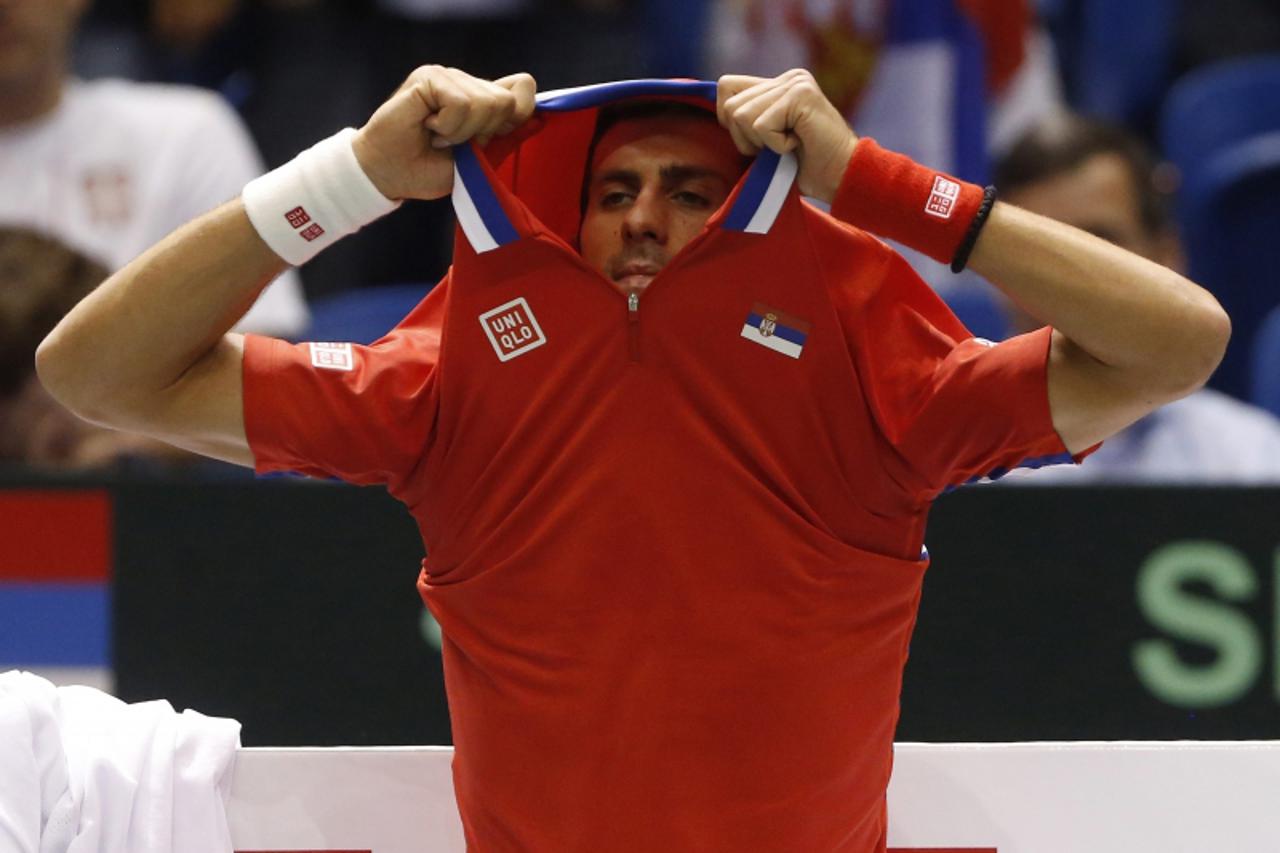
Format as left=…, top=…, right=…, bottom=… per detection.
left=370, top=64, right=445, bottom=128
left=717, top=75, right=773, bottom=135
left=723, top=68, right=814, bottom=123
left=716, top=73, right=767, bottom=125
left=720, top=83, right=769, bottom=155
left=454, top=77, right=514, bottom=145
left=426, top=69, right=507, bottom=147
left=484, top=73, right=538, bottom=141
left=457, top=70, right=536, bottom=146
left=722, top=76, right=794, bottom=151
left=488, top=74, right=537, bottom=140
left=752, top=91, right=802, bottom=154
left=495, top=72, right=537, bottom=126
left=472, top=72, right=522, bottom=136
left=419, top=71, right=474, bottom=147
left=393, top=63, right=444, bottom=98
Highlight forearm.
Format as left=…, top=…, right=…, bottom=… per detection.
left=968, top=203, right=1230, bottom=393
left=37, top=199, right=285, bottom=423
left=826, top=136, right=1229, bottom=396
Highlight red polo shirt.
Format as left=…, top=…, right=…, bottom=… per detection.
left=243, top=83, right=1079, bottom=852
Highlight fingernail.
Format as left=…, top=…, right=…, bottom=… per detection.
left=431, top=137, right=452, bottom=149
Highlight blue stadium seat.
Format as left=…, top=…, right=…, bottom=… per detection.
left=943, top=287, right=1009, bottom=343
left=1159, top=56, right=1280, bottom=398
left=301, top=283, right=432, bottom=345
left=1252, top=305, right=1280, bottom=418
left=1160, top=56, right=1280, bottom=180
left=1051, top=0, right=1178, bottom=125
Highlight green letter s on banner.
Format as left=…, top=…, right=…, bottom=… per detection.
left=1132, top=541, right=1262, bottom=709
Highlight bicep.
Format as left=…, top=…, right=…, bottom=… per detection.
left=134, top=334, right=253, bottom=467
left=1047, top=329, right=1168, bottom=455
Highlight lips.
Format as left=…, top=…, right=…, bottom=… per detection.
left=615, top=264, right=659, bottom=279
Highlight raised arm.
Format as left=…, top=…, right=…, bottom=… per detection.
left=962, top=205, right=1229, bottom=453
left=717, top=70, right=1230, bottom=455
left=36, top=204, right=275, bottom=466
left=36, top=67, right=535, bottom=467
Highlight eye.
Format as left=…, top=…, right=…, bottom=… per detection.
left=600, top=191, right=633, bottom=209
left=673, top=190, right=710, bottom=208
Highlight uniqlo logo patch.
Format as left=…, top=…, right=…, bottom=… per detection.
left=299, top=223, right=326, bottom=241
left=309, top=341, right=354, bottom=371
left=285, top=206, right=311, bottom=228
left=479, top=297, right=547, bottom=362
left=925, top=175, right=961, bottom=219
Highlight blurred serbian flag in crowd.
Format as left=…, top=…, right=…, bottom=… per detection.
left=0, top=490, right=113, bottom=692
left=707, top=0, right=1042, bottom=183
left=706, top=0, right=1056, bottom=293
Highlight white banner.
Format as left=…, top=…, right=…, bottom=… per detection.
left=228, top=741, right=1280, bottom=852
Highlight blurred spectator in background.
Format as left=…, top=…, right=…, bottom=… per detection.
left=357, top=0, right=549, bottom=289
left=78, top=0, right=382, bottom=302
left=0, top=0, right=309, bottom=337
left=355, top=0, right=651, bottom=288
left=1175, top=0, right=1280, bottom=73
left=0, top=227, right=187, bottom=468
left=705, top=0, right=1066, bottom=294
left=75, top=0, right=657, bottom=295
left=994, top=115, right=1280, bottom=484
left=1040, top=0, right=1280, bottom=141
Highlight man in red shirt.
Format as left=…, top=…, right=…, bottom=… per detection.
left=38, top=67, right=1229, bottom=851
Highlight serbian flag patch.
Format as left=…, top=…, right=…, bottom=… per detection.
left=741, top=302, right=811, bottom=359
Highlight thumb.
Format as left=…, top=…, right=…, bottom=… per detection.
left=495, top=72, right=538, bottom=128
left=495, top=71, right=536, bottom=93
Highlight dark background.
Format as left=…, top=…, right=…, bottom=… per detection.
left=44, top=477, right=1274, bottom=747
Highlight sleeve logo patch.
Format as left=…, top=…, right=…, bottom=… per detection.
left=479, top=297, right=547, bottom=362
left=286, top=205, right=326, bottom=242
left=925, top=175, right=961, bottom=219
left=309, top=342, right=354, bottom=371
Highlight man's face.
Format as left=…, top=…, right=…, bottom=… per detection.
left=1001, top=152, right=1182, bottom=334
left=0, top=0, right=85, bottom=87
left=579, top=115, right=747, bottom=295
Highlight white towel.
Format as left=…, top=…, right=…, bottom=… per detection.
left=0, top=672, right=240, bottom=853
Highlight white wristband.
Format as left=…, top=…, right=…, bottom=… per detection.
left=242, top=127, right=402, bottom=266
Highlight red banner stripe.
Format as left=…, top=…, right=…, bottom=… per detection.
left=0, top=490, right=112, bottom=581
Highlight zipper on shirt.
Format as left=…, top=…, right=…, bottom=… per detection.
left=627, top=290, right=641, bottom=362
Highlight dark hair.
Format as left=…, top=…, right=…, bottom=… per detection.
left=994, top=115, right=1174, bottom=236
left=592, top=100, right=721, bottom=142
left=0, top=228, right=107, bottom=395
left=579, top=100, right=744, bottom=217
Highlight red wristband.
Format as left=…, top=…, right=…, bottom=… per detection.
left=828, top=138, right=986, bottom=266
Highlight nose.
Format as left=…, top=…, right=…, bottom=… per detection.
left=620, top=187, right=668, bottom=246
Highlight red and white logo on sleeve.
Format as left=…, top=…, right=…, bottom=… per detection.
left=285, top=206, right=326, bottom=242
left=924, top=176, right=961, bottom=220
left=309, top=342, right=354, bottom=371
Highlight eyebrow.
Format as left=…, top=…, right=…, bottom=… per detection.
left=594, top=165, right=731, bottom=189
